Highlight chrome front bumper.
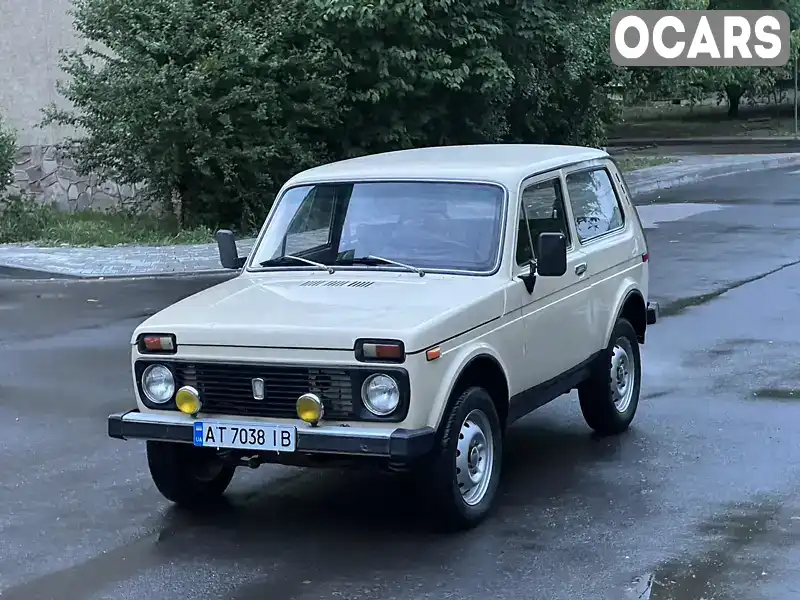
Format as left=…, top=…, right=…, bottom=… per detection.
left=108, top=410, right=435, bottom=459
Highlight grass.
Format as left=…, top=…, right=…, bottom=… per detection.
left=611, top=99, right=800, bottom=140
left=615, top=155, right=678, bottom=172
left=0, top=194, right=216, bottom=247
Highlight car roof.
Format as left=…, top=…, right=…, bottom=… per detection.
left=284, top=144, right=609, bottom=189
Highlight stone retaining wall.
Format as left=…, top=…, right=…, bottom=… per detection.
left=7, top=144, right=141, bottom=211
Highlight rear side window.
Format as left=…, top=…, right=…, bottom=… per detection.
left=565, top=168, right=625, bottom=242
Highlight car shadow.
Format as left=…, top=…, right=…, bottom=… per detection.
left=145, top=408, right=650, bottom=598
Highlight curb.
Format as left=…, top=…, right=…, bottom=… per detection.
left=624, top=154, right=800, bottom=197
left=0, top=265, right=237, bottom=281
left=606, top=136, right=800, bottom=148
left=0, top=265, right=81, bottom=280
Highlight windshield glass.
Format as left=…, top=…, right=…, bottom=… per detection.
left=249, top=181, right=506, bottom=273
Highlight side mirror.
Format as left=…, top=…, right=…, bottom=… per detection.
left=215, top=229, right=247, bottom=269
left=535, top=232, right=567, bottom=277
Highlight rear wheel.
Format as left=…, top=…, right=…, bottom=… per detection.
left=147, top=441, right=236, bottom=507
left=578, top=318, right=641, bottom=436
left=423, top=386, right=503, bottom=531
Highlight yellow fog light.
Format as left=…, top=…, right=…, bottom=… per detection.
left=175, top=386, right=202, bottom=415
left=296, top=393, right=324, bottom=426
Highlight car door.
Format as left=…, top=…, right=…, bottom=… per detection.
left=504, top=171, right=593, bottom=395
left=562, top=160, right=641, bottom=352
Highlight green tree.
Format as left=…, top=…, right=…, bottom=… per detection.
left=45, top=0, right=642, bottom=230
left=308, top=0, right=515, bottom=155
left=44, top=0, right=343, bottom=229
left=689, top=0, right=800, bottom=116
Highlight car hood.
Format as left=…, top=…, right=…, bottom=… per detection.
left=133, top=272, right=505, bottom=353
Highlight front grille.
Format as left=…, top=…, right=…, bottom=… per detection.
left=173, top=362, right=354, bottom=419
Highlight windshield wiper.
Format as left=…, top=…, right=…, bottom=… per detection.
left=338, top=255, right=425, bottom=277
left=260, top=254, right=334, bottom=273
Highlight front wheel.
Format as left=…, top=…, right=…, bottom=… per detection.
left=578, top=318, right=642, bottom=436
left=147, top=441, right=236, bottom=508
left=423, top=386, right=503, bottom=531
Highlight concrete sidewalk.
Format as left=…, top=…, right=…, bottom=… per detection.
left=2, top=152, right=799, bottom=279
left=606, top=135, right=800, bottom=148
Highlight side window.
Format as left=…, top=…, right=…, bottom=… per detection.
left=565, top=168, right=625, bottom=242
left=515, top=178, right=570, bottom=266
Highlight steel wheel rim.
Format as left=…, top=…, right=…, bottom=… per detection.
left=456, top=409, right=494, bottom=506
left=610, top=337, right=635, bottom=413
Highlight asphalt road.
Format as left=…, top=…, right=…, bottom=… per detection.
left=3, top=166, right=800, bottom=600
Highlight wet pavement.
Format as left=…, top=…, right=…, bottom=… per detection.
left=3, top=166, right=800, bottom=599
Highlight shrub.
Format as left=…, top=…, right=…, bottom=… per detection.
left=0, top=117, right=15, bottom=194
left=0, top=193, right=214, bottom=246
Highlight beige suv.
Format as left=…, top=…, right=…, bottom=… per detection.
left=108, top=144, right=659, bottom=530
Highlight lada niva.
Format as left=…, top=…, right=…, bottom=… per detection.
left=108, top=144, right=659, bottom=530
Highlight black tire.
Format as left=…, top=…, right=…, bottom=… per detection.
left=146, top=441, right=236, bottom=508
left=578, top=318, right=642, bottom=436
left=423, top=386, right=503, bottom=531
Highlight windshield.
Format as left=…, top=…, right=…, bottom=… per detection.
left=249, top=181, right=506, bottom=273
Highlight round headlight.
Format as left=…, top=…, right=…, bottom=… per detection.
left=361, top=374, right=400, bottom=416
left=142, top=364, right=175, bottom=404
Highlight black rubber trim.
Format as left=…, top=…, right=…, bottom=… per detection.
left=107, top=410, right=435, bottom=459
left=295, top=432, right=390, bottom=455
left=388, top=427, right=436, bottom=458
left=108, top=410, right=193, bottom=442
left=647, top=301, right=660, bottom=325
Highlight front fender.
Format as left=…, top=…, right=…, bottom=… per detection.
left=425, top=342, right=510, bottom=430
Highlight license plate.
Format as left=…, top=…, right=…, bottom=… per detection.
left=193, top=421, right=296, bottom=452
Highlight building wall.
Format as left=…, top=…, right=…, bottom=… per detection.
left=0, top=0, right=79, bottom=145
left=0, top=0, right=134, bottom=209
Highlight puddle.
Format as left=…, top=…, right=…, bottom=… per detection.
left=626, top=498, right=800, bottom=600
left=750, top=388, right=800, bottom=401
left=636, top=203, right=727, bottom=229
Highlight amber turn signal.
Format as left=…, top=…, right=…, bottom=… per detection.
left=425, top=346, right=442, bottom=361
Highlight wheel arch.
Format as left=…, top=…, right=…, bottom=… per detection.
left=430, top=346, right=511, bottom=438
left=606, top=287, right=647, bottom=346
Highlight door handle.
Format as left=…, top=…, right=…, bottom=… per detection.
left=575, top=263, right=587, bottom=276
